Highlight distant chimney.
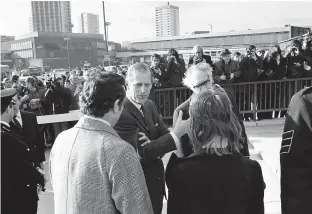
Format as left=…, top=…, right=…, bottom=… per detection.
left=168, top=2, right=169, bottom=5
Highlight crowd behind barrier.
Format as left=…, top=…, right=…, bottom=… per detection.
left=152, top=77, right=312, bottom=122
left=1, top=34, right=311, bottom=144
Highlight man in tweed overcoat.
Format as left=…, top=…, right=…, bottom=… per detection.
left=50, top=72, right=153, bottom=214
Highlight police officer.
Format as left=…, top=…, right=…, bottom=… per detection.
left=280, top=86, right=312, bottom=214
left=1, top=88, right=45, bottom=214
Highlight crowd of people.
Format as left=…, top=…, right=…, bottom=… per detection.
left=1, top=58, right=312, bottom=214
left=1, top=35, right=312, bottom=214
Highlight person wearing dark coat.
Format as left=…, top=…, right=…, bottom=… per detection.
left=261, top=45, right=288, bottom=119
left=114, top=63, right=187, bottom=214
left=239, top=45, right=263, bottom=121
left=1, top=88, right=45, bottom=214
left=10, top=93, right=46, bottom=169
left=213, top=49, right=241, bottom=84
left=188, top=45, right=213, bottom=68
left=280, top=86, right=312, bottom=214
left=166, top=88, right=265, bottom=214
left=164, top=48, right=186, bottom=87
left=173, top=63, right=250, bottom=157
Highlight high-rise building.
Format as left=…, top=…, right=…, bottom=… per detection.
left=79, top=13, right=100, bottom=34
left=30, top=1, right=72, bottom=33
left=155, top=3, right=180, bottom=37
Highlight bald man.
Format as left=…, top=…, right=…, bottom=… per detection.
left=188, top=45, right=213, bottom=68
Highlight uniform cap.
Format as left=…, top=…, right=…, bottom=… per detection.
left=0, top=88, right=17, bottom=99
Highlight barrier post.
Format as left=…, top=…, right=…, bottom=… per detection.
left=253, top=83, right=257, bottom=122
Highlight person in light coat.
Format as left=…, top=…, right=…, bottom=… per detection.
left=50, top=71, right=153, bottom=214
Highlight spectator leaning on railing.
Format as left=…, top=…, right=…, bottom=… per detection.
left=213, top=49, right=241, bottom=85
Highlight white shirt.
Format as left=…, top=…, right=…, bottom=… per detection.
left=84, top=115, right=111, bottom=127
left=0, top=121, right=10, bottom=127
left=127, top=96, right=145, bottom=116
left=126, top=95, right=180, bottom=146
left=15, top=111, right=23, bottom=127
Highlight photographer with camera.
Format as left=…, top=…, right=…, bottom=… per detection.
left=239, top=45, right=264, bottom=121
left=258, top=45, right=288, bottom=119
left=285, top=39, right=311, bottom=78
left=45, top=77, right=72, bottom=139
left=164, top=48, right=186, bottom=88
left=150, top=53, right=166, bottom=88
left=188, top=45, right=213, bottom=68
left=23, top=77, right=46, bottom=116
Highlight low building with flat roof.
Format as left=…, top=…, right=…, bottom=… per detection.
left=116, top=25, right=309, bottom=64
left=2, top=32, right=121, bottom=71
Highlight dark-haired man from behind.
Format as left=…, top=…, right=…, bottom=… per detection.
left=1, top=88, right=45, bottom=214
left=50, top=72, right=153, bottom=214
left=280, top=86, right=312, bottom=214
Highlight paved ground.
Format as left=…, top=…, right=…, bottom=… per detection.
left=38, top=118, right=285, bottom=214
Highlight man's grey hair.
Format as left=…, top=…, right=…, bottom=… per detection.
left=182, top=62, right=213, bottom=89
left=193, top=45, right=203, bottom=52
left=126, top=63, right=153, bottom=84
left=187, top=87, right=243, bottom=155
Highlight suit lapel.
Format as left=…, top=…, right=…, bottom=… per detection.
left=142, top=102, right=154, bottom=132
left=20, top=111, right=27, bottom=130
left=124, top=98, right=149, bottom=132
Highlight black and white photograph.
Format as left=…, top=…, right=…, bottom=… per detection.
left=1, top=0, right=312, bottom=214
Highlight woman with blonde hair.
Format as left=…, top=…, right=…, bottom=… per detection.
left=166, top=88, right=265, bottom=214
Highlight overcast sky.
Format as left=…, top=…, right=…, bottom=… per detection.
left=0, top=0, right=312, bottom=43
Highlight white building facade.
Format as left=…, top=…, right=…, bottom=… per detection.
left=79, top=13, right=100, bottom=34
left=155, top=4, right=180, bottom=37
left=30, top=1, right=72, bottom=33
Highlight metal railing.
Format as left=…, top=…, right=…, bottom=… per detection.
left=152, top=78, right=312, bottom=121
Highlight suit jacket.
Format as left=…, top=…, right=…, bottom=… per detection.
left=10, top=111, right=45, bottom=167
left=114, top=98, right=177, bottom=214
left=166, top=151, right=265, bottom=214
left=50, top=116, right=153, bottom=214
left=1, top=123, right=44, bottom=213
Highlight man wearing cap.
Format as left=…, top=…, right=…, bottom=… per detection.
left=280, top=86, right=312, bottom=214
left=1, top=88, right=45, bottom=214
left=188, top=45, right=213, bottom=68
left=213, top=49, right=241, bottom=84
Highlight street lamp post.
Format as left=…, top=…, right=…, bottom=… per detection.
left=208, top=24, right=213, bottom=32
left=64, top=37, right=70, bottom=70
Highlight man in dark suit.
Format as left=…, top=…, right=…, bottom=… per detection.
left=188, top=45, right=213, bottom=68
left=114, top=63, right=187, bottom=214
left=10, top=93, right=46, bottom=170
left=1, top=88, right=45, bottom=214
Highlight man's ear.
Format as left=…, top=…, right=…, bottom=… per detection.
left=113, top=99, right=122, bottom=113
